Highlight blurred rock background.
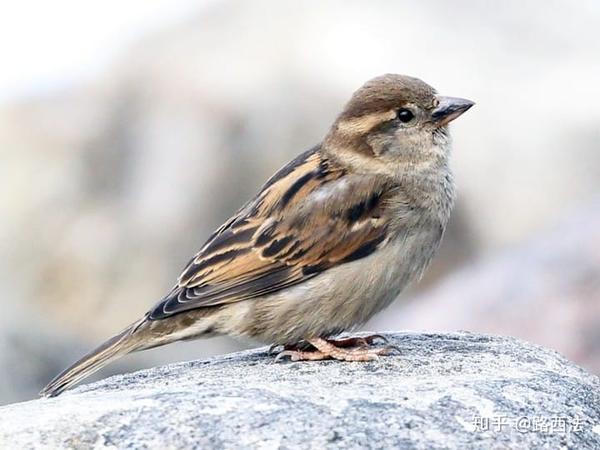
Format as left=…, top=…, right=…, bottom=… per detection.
left=1, top=0, right=599, bottom=404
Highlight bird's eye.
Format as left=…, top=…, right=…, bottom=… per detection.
left=396, top=108, right=415, bottom=123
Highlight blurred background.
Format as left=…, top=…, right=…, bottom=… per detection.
left=2, top=0, right=600, bottom=405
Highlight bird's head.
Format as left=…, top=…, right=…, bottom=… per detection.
left=324, top=74, right=474, bottom=170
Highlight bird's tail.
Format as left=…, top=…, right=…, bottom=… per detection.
left=40, top=320, right=144, bottom=397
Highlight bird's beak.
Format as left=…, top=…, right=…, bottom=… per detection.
left=432, top=96, right=474, bottom=126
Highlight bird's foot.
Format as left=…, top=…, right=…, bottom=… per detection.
left=274, top=336, right=397, bottom=362
left=269, top=334, right=388, bottom=354
left=326, top=334, right=389, bottom=348
left=268, top=341, right=312, bottom=354
left=274, top=348, right=330, bottom=362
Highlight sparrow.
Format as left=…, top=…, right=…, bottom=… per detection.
left=41, top=74, right=473, bottom=397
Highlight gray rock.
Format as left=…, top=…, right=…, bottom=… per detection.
left=1, top=332, right=599, bottom=449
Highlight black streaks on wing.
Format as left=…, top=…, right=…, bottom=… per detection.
left=255, top=221, right=278, bottom=246
left=262, top=236, right=294, bottom=257
left=146, top=148, right=395, bottom=322
left=341, top=233, right=387, bottom=263
left=149, top=266, right=308, bottom=320
left=261, top=146, right=318, bottom=190
left=345, top=192, right=381, bottom=222
left=302, top=263, right=327, bottom=276
left=184, top=249, right=245, bottom=276
left=277, top=156, right=342, bottom=209
left=277, top=240, right=301, bottom=260
left=279, top=171, right=315, bottom=208
left=205, top=226, right=257, bottom=253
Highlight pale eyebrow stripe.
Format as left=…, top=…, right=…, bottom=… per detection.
left=335, top=110, right=397, bottom=135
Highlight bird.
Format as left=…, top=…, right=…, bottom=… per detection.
left=41, top=74, right=473, bottom=397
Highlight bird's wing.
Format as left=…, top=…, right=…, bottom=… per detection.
left=148, top=147, right=394, bottom=319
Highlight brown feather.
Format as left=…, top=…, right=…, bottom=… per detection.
left=147, top=147, right=393, bottom=320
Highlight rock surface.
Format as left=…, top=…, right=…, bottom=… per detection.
left=1, top=332, right=599, bottom=449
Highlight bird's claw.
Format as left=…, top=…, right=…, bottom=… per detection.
left=268, top=343, right=282, bottom=354
left=364, top=334, right=389, bottom=344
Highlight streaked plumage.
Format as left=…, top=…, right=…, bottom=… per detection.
left=41, top=74, right=473, bottom=397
